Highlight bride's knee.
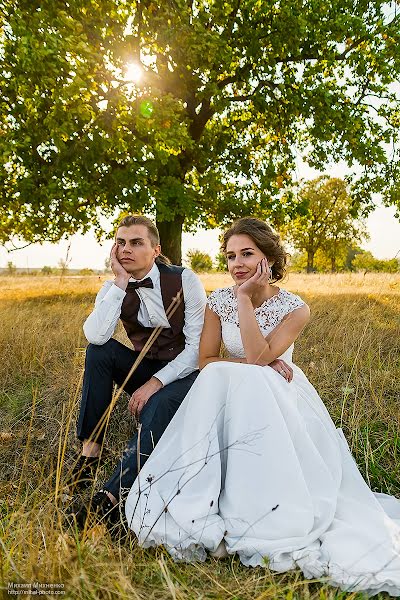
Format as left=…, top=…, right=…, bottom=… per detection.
left=200, top=361, right=248, bottom=379
left=200, top=361, right=235, bottom=374
left=199, top=362, right=221, bottom=376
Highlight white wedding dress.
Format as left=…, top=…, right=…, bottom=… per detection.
left=125, top=287, right=400, bottom=596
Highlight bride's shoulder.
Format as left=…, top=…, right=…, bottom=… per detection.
left=276, top=288, right=308, bottom=312
left=207, top=286, right=235, bottom=316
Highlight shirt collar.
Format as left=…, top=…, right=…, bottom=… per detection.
left=129, top=261, right=160, bottom=285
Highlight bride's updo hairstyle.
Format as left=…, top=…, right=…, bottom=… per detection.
left=222, top=217, right=288, bottom=282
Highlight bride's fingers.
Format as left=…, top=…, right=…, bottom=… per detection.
left=249, top=262, right=262, bottom=281
left=257, top=259, right=269, bottom=284
left=282, top=365, right=293, bottom=382
left=278, top=365, right=287, bottom=379
left=275, top=360, right=291, bottom=381
left=282, top=367, right=291, bottom=381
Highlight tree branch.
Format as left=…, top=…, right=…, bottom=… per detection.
left=189, top=98, right=215, bottom=141
left=3, top=241, right=34, bottom=252
left=354, top=75, right=371, bottom=107
left=224, top=79, right=278, bottom=102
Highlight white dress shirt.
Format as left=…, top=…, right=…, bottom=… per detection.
left=83, top=262, right=207, bottom=387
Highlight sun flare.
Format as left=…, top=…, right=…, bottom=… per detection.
left=125, top=62, right=143, bottom=83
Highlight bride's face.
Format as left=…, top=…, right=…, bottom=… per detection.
left=226, top=234, right=269, bottom=285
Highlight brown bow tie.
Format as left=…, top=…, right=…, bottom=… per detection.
left=127, top=277, right=154, bottom=290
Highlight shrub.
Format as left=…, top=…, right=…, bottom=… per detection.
left=6, top=261, right=16, bottom=275
left=186, top=249, right=213, bottom=272
left=41, top=266, right=53, bottom=275
left=78, top=268, right=95, bottom=275
left=215, top=252, right=228, bottom=272
left=353, top=252, right=399, bottom=273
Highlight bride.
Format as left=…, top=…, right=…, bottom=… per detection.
left=125, top=217, right=400, bottom=596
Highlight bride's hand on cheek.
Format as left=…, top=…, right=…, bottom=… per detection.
left=237, top=258, right=270, bottom=299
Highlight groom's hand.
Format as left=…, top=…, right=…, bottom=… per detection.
left=110, top=243, right=131, bottom=290
left=128, top=377, right=164, bottom=417
left=268, top=359, right=293, bottom=382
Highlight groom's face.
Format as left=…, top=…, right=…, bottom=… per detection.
left=226, top=234, right=268, bottom=285
left=115, top=224, right=160, bottom=279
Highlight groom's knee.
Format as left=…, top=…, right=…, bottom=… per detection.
left=85, top=339, right=116, bottom=367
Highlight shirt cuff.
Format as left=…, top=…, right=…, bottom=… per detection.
left=105, top=282, right=127, bottom=302
left=153, top=364, right=177, bottom=387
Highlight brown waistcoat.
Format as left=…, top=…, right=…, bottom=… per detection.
left=120, top=261, right=185, bottom=361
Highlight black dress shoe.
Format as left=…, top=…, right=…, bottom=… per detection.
left=70, top=490, right=119, bottom=530
left=66, top=456, right=100, bottom=492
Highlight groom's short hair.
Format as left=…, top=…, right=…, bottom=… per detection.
left=117, top=214, right=171, bottom=265
left=117, top=215, right=160, bottom=247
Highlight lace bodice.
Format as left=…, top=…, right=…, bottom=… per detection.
left=207, top=287, right=305, bottom=362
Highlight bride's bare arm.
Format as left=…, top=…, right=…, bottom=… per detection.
left=199, top=306, right=246, bottom=370
left=237, top=295, right=310, bottom=366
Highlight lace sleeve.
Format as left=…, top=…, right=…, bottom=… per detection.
left=207, top=289, right=222, bottom=317
left=283, top=292, right=306, bottom=314
left=255, top=290, right=307, bottom=332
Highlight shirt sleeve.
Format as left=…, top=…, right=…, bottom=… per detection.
left=83, top=281, right=127, bottom=345
left=154, top=269, right=207, bottom=386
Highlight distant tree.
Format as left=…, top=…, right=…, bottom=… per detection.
left=58, top=242, right=72, bottom=278
left=58, top=259, right=70, bottom=277
left=79, top=268, right=94, bottom=275
left=352, top=251, right=376, bottom=272
left=1, top=1, right=400, bottom=263
left=345, top=245, right=365, bottom=271
left=353, top=251, right=399, bottom=273
left=104, top=257, right=112, bottom=272
left=380, top=259, right=399, bottom=273
left=288, top=252, right=308, bottom=272
left=41, top=265, right=53, bottom=275
left=289, top=247, right=349, bottom=272
left=186, top=249, right=213, bottom=273
left=283, top=177, right=367, bottom=273
left=6, top=261, right=16, bottom=275
left=290, top=246, right=399, bottom=273
left=215, top=253, right=228, bottom=272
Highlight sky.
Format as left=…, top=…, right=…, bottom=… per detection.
left=1, top=159, right=399, bottom=270
left=1, top=202, right=399, bottom=271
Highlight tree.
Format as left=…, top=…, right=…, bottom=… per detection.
left=58, top=259, right=70, bottom=277
left=186, top=249, right=213, bottom=273
left=215, top=253, right=228, bottom=272
left=6, top=260, right=16, bottom=275
left=283, top=177, right=367, bottom=272
left=104, top=257, right=112, bottom=272
left=1, top=1, right=400, bottom=263
left=353, top=251, right=399, bottom=272
left=290, top=244, right=365, bottom=272
left=323, top=222, right=368, bottom=273
left=41, top=265, right=53, bottom=275
left=58, top=241, right=71, bottom=278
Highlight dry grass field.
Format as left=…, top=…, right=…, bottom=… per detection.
left=0, top=272, right=399, bottom=599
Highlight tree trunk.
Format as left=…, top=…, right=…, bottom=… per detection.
left=307, top=251, right=314, bottom=273
left=331, top=256, right=336, bottom=272
left=156, top=215, right=184, bottom=265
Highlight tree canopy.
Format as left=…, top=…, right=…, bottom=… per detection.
left=1, top=0, right=399, bottom=263
left=282, top=176, right=367, bottom=272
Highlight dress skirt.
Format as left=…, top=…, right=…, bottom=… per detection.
left=125, top=362, right=400, bottom=597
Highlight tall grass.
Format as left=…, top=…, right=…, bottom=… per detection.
left=0, top=273, right=399, bottom=599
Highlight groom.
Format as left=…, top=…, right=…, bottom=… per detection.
left=70, top=214, right=207, bottom=526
